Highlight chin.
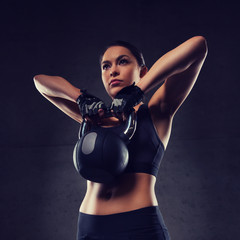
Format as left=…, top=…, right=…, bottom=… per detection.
left=109, top=86, right=124, bottom=98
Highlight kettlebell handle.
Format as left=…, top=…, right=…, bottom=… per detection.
left=78, top=110, right=137, bottom=142
left=121, top=111, right=137, bottom=141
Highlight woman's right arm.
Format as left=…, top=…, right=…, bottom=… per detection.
left=33, top=74, right=83, bottom=123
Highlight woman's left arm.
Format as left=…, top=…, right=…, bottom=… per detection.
left=137, top=36, right=208, bottom=116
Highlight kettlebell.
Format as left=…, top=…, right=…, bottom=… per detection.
left=73, top=111, right=137, bottom=184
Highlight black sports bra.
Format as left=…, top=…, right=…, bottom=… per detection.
left=124, top=103, right=165, bottom=177
left=100, top=103, right=165, bottom=178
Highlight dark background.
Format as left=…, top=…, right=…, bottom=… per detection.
left=1, top=0, right=239, bottom=239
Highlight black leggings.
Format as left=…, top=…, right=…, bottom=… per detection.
left=76, top=206, right=171, bottom=240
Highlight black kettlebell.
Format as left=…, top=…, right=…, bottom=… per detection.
left=73, top=111, right=137, bottom=184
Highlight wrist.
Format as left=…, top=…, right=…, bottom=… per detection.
left=75, top=89, right=82, bottom=103
left=134, top=84, right=144, bottom=96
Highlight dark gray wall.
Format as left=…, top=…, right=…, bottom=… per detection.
left=1, top=1, right=239, bottom=239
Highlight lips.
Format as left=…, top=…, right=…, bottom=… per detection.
left=109, top=79, right=123, bottom=86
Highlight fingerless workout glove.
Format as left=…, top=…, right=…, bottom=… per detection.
left=111, top=83, right=144, bottom=114
left=76, top=89, right=107, bottom=118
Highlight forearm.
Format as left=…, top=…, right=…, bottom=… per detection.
left=137, top=36, right=208, bottom=93
left=33, top=74, right=81, bottom=102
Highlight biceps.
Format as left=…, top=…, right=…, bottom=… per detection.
left=150, top=57, right=206, bottom=116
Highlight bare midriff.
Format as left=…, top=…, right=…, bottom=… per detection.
left=79, top=172, right=158, bottom=215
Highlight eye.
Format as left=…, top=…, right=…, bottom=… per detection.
left=119, top=59, right=128, bottom=65
left=102, top=64, right=110, bottom=70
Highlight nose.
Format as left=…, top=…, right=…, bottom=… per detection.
left=110, top=71, right=118, bottom=77
left=110, top=65, right=119, bottom=77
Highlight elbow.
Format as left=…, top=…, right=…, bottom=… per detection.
left=33, top=75, right=39, bottom=90
left=33, top=74, right=45, bottom=83
left=193, top=35, right=208, bottom=57
left=33, top=74, right=46, bottom=92
left=188, top=36, right=208, bottom=61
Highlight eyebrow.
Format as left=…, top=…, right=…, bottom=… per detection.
left=101, top=55, right=129, bottom=65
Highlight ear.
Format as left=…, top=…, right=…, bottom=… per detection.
left=140, top=66, right=148, bottom=78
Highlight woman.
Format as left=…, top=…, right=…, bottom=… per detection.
left=34, top=36, right=208, bottom=239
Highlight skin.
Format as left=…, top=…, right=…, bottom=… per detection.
left=33, top=36, right=208, bottom=215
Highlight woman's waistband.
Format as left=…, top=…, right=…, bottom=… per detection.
left=78, top=205, right=167, bottom=234
left=79, top=205, right=159, bottom=218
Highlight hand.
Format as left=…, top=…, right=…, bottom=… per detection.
left=110, top=83, right=144, bottom=118
left=76, top=89, right=107, bottom=124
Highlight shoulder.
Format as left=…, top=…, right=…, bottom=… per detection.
left=147, top=97, right=174, bottom=121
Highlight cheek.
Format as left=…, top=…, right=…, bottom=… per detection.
left=126, top=68, right=140, bottom=81
left=102, top=74, right=109, bottom=89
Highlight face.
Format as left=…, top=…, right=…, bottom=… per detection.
left=101, top=46, right=142, bottom=98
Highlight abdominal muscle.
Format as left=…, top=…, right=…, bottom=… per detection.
left=79, top=172, right=158, bottom=215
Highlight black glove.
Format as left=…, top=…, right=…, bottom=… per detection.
left=76, top=89, right=107, bottom=118
left=111, top=83, right=144, bottom=115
